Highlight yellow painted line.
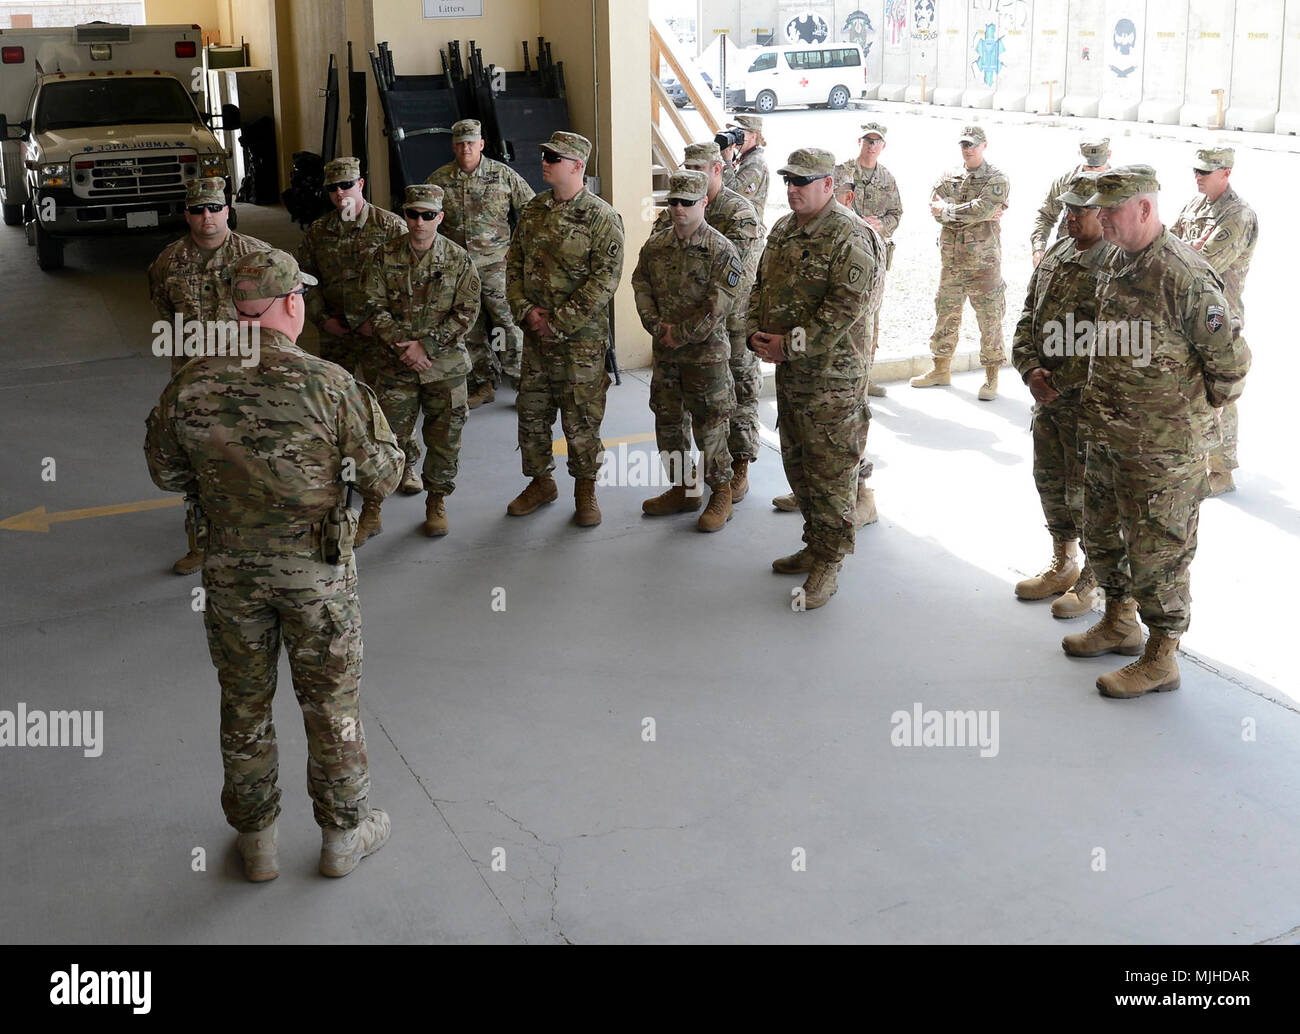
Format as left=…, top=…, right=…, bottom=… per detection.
left=0, top=496, right=184, bottom=533
left=552, top=431, right=658, bottom=456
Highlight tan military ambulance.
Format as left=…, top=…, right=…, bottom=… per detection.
left=0, top=22, right=235, bottom=269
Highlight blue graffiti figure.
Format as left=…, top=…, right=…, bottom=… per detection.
left=972, top=24, right=1005, bottom=87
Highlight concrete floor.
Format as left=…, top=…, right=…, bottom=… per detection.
left=2, top=201, right=1298, bottom=945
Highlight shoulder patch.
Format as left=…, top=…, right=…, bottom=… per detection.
left=726, top=256, right=743, bottom=288
left=1205, top=304, right=1226, bottom=334
left=607, top=240, right=620, bottom=257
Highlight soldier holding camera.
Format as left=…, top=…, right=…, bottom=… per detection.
left=718, top=115, right=770, bottom=221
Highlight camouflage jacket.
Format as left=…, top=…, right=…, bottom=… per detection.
left=426, top=155, right=535, bottom=268
left=148, top=230, right=271, bottom=323
left=839, top=159, right=903, bottom=240
left=358, top=234, right=481, bottom=382
left=1012, top=236, right=1116, bottom=395
left=653, top=186, right=764, bottom=329
left=1169, top=185, right=1258, bottom=325
left=732, top=145, right=770, bottom=220
left=1083, top=228, right=1251, bottom=457
left=747, top=199, right=883, bottom=379
left=295, top=202, right=407, bottom=332
left=506, top=186, right=625, bottom=349
left=144, top=327, right=403, bottom=532
left=1030, top=163, right=1106, bottom=254
left=931, top=160, right=1009, bottom=268
left=632, top=220, right=744, bottom=364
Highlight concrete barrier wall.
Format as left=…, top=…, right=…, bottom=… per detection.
left=905, top=0, right=940, bottom=102
left=879, top=0, right=911, bottom=99
left=1026, top=0, right=1069, bottom=113
left=1061, top=0, right=1106, bottom=116
left=1099, top=0, right=1147, bottom=121
left=1180, top=0, right=1234, bottom=127
left=933, top=0, right=969, bottom=106
left=835, top=0, right=885, bottom=97
left=1137, top=1, right=1187, bottom=125
left=988, top=0, right=1034, bottom=110
left=1277, top=0, right=1300, bottom=135
left=1225, top=0, right=1284, bottom=132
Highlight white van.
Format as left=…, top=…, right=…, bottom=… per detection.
left=725, top=42, right=866, bottom=114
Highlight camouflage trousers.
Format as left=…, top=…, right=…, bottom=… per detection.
left=202, top=547, right=371, bottom=833
left=1209, top=401, right=1239, bottom=474
left=776, top=369, right=871, bottom=560
left=1031, top=391, right=1085, bottom=541
left=728, top=327, right=763, bottom=463
left=651, top=356, right=735, bottom=490
left=371, top=368, right=468, bottom=496
left=467, top=262, right=524, bottom=390
left=518, top=334, right=611, bottom=480
left=930, top=264, right=1007, bottom=365
left=1083, top=441, right=1210, bottom=635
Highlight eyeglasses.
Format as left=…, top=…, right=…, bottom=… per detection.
left=233, top=286, right=308, bottom=319
left=860, top=137, right=885, bottom=145
left=781, top=173, right=828, bottom=188
left=186, top=203, right=225, bottom=214
left=1064, top=204, right=1098, bottom=215
left=540, top=151, right=567, bottom=164
left=326, top=179, right=358, bottom=193
left=404, top=209, right=439, bottom=221
left=1192, top=168, right=1212, bottom=177
left=666, top=198, right=700, bottom=207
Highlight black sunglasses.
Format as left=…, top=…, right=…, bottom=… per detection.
left=404, top=209, right=439, bottom=221
left=186, top=203, right=225, bottom=214
left=326, top=179, right=358, bottom=193
left=234, top=286, right=308, bottom=319
left=540, top=151, right=566, bottom=165
left=781, top=173, right=828, bottom=188
left=666, top=198, right=700, bottom=208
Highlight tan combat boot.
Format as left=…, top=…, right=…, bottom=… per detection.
left=697, top=483, right=733, bottom=532
left=506, top=475, right=558, bottom=516
left=574, top=478, right=601, bottom=527
left=771, top=492, right=799, bottom=512
left=800, top=554, right=840, bottom=609
left=172, top=547, right=203, bottom=576
left=353, top=499, right=383, bottom=547
left=1052, top=563, right=1100, bottom=619
left=423, top=493, right=448, bottom=537
left=730, top=459, right=750, bottom=503
left=1095, top=630, right=1181, bottom=698
left=467, top=383, right=495, bottom=409
left=1062, top=597, right=1144, bottom=657
left=911, top=356, right=952, bottom=388
left=236, top=822, right=278, bottom=883
left=642, top=484, right=702, bottom=516
left=399, top=463, right=422, bottom=495
left=772, top=547, right=814, bottom=574
left=977, top=365, right=999, bottom=401
left=867, top=380, right=886, bottom=397
left=855, top=483, right=878, bottom=529
left=319, top=808, right=392, bottom=878
left=1015, top=538, right=1081, bottom=600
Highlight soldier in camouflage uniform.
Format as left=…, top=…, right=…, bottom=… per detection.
left=654, top=141, right=765, bottom=502
left=1031, top=137, right=1111, bottom=267
left=355, top=184, right=481, bottom=542
left=505, top=131, right=625, bottom=528
left=144, top=250, right=404, bottom=881
left=148, top=177, right=271, bottom=575
left=837, top=121, right=902, bottom=399
left=426, top=119, right=536, bottom=407
left=1170, top=145, right=1259, bottom=495
left=1059, top=166, right=1250, bottom=698
left=721, top=114, right=770, bottom=221
left=749, top=148, right=885, bottom=610
left=295, top=157, right=418, bottom=496
left=1012, top=172, right=1116, bottom=619
left=634, top=169, right=744, bottom=531
left=912, top=125, right=1009, bottom=400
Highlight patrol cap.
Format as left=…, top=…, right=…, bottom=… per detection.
left=958, top=124, right=987, bottom=145
left=683, top=141, right=723, bottom=168
left=539, top=131, right=592, bottom=165
left=1056, top=171, right=1099, bottom=207
left=186, top=177, right=226, bottom=206
left=225, top=249, right=317, bottom=301
left=666, top=169, right=708, bottom=202
left=777, top=147, right=836, bottom=179
left=727, top=114, right=763, bottom=133
left=323, top=156, right=361, bottom=185
left=403, top=183, right=444, bottom=212
left=860, top=121, right=887, bottom=140
left=1192, top=145, right=1234, bottom=172
left=451, top=119, right=482, bottom=143
left=1079, top=137, right=1110, bottom=165
left=1084, top=164, right=1161, bottom=207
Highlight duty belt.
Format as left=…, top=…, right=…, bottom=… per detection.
left=206, top=523, right=323, bottom=551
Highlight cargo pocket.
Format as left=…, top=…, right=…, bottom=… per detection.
left=322, top=599, right=363, bottom=675
left=1145, top=479, right=1204, bottom=543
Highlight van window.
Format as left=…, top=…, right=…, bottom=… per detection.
left=748, top=52, right=776, bottom=73
left=784, top=50, right=824, bottom=70
left=827, top=48, right=861, bottom=68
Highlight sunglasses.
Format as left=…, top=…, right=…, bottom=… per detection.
left=540, top=151, right=567, bottom=164
left=666, top=197, right=700, bottom=207
left=781, top=173, right=828, bottom=188
left=326, top=179, right=358, bottom=193
left=186, top=203, right=225, bottom=214
left=404, top=209, right=439, bottom=221
left=1064, top=204, right=1098, bottom=215
left=233, top=286, right=308, bottom=319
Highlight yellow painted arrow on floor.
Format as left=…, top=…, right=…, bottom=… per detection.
left=1, top=496, right=183, bottom=533
left=552, top=431, right=657, bottom=456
